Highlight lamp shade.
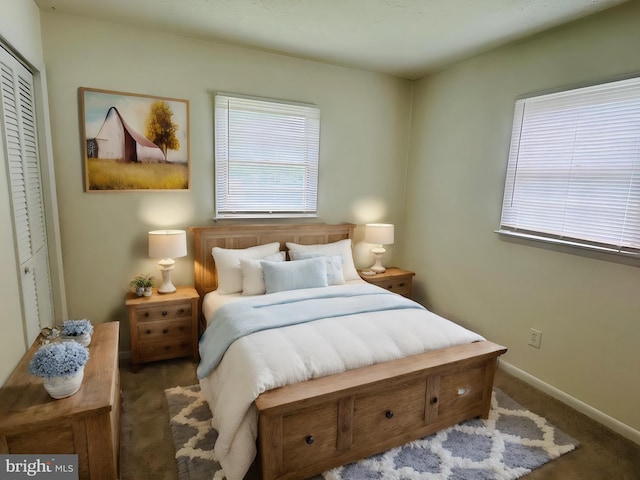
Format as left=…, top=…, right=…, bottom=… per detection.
left=148, top=230, right=187, bottom=259
left=365, top=223, right=394, bottom=245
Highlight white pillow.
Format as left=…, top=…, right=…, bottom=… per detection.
left=261, top=257, right=328, bottom=294
left=212, top=242, right=281, bottom=294
left=286, top=239, right=359, bottom=281
left=290, top=252, right=345, bottom=285
left=240, top=251, right=286, bottom=295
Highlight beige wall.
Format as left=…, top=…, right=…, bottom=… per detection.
left=403, top=2, right=640, bottom=435
left=0, top=0, right=43, bottom=61
left=39, top=11, right=412, bottom=353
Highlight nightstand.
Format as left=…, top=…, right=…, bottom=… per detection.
left=359, top=267, right=415, bottom=298
left=126, top=286, right=199, bottom=372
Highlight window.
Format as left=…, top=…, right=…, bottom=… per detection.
left=498, top=76, right=640, bottom=256
left=214, top=93, right=320, bottom=218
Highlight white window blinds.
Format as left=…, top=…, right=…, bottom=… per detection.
left=498, top=76, right=640, bottom=256
left=214, top=93, right=320, bottom=218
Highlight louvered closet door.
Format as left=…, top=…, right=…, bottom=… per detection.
left=0, top=45, right=54, bottom=343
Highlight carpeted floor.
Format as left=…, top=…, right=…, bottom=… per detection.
left=165, top=385, right=578, bottom=480
left=118, top=358, right=640, bottom=480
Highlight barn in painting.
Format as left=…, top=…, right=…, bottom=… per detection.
left=87, top=106, right=165, bottom=162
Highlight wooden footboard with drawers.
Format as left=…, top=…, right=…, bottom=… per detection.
left=255, top=340, right=506, bottom=480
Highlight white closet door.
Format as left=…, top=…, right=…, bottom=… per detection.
left=0, top=46, right=54, bottom=342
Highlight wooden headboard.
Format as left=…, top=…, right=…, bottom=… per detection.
left=189, top=223, right=355, bottom=299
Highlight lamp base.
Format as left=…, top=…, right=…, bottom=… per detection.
left=157, top=259, right=177, bottom=294
left=369, top=247, right=386, bottom=273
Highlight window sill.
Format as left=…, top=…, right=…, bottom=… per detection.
left=495, top=229, right=640, bottom=266
left=214, top=213, right=319, bottom=220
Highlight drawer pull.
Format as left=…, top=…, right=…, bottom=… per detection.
left=146, top=329, right=151, bottom=334
left=162, top=311, right=168, bottom=317
left=305, top=435, right=315, bottom=445
left=162, top=328, right=169, bottom=334
left=385, top=410, right=394, bottom=419
left=431, top=396, right=439, bottom=405
left=457, top=387, right=469, bottom=396
left=178, top=308, right=185, bottom=314
left=164, top=346, right=171, bottom=351
left=144, top=312, right=149, bottom=318
left=399, top=282, right=405, bottom=287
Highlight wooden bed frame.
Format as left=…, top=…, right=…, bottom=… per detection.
left=190, top=223, right=507, bottom=480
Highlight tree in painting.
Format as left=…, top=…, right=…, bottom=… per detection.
left=145, top=101, right=180, bottom=161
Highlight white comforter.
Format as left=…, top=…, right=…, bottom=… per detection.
left=198, top=285, right=485, bottom=480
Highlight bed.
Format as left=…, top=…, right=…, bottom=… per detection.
left=191, top=223, right=507, bottom=480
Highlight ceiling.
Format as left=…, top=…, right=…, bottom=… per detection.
left=34, top=0, right=627, bottom=80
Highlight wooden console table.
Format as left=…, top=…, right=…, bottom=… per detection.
left=0, top=322, right=120, bottom=480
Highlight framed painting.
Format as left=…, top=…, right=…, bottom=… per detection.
left=79, top=87, right=190, bottom=191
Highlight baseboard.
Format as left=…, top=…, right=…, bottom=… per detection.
left=499, top=360, right=640, bottom=446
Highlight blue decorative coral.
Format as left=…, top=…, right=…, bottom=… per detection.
left=28, top=341, right=90, bottom=379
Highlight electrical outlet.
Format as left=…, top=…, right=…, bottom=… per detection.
left=528, top=328, right=542, bottom=349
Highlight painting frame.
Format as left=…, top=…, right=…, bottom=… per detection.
left=79, top=87, right=190, bottom=192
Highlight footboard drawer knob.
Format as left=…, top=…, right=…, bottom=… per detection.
left=431, top=396, right=438, bottom=405
left=305, top=435, right=315, bottom=445
left=385, top=410, right=394, bottom=419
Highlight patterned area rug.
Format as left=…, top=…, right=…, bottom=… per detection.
left=165, top=385, right=577, bottom=480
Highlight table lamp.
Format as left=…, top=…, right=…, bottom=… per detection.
left=148, top=230, right=187, bottom=293
left=365, top=223, right=394, bottom=273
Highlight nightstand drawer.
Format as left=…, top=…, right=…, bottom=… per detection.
left=377, top=277, right=411, bottom=297
left=134, top=301, right=192, bottom=322
left=138, top=337, right=192, bottom=362
left=137, top=318, right=192, bottom=340
left=359, top=267, right=415, bottom=299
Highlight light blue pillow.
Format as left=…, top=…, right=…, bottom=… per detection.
left=286, top=239, right=359, bottom=281
left=290, top=252, right=345, bottom=285
left=261, top=256, right=328, bottom=294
